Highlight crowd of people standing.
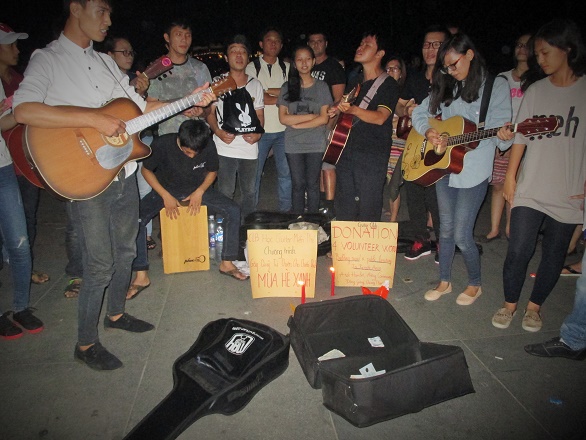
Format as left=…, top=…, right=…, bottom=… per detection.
left=1, top=0, right=585, bottom=368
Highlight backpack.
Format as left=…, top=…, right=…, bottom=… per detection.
left=252, top=57, right=287, bottom=80
left=218, top=79, right=264, bottom=135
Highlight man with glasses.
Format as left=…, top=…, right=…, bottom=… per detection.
left=398, top=25, right=450, bottom=262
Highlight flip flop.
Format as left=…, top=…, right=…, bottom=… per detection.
left=219, top=269, right=249, bottom=281
left=478, top=234, right=502, bottom=243
left=31, top=270, right=50, bottom=284
left=127, top=283, right=151, bottom=300
left=64, top=278, right=82, bottom=298
left=560, top=265, right=582, bottom=277
left=146, top=237, right=157, bottom=250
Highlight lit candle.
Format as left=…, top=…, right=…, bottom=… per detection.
left=298, top=280, right=306, bottom=304
left=330, top=267, right=335, bottom=296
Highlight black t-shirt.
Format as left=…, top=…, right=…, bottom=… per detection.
left=311, top=56, right=346, bottom=99
left=346, top=75, right=400, bottom=157
left=143, top=134, right=219, bottom=196
left=400, top=68, right=431, bottom=104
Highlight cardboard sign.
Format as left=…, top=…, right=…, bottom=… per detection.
left=247, top=229, right=318, bottom=299
left=331, top=221, right=398, bottom=287
left=160, top=206, right=210, bottom=274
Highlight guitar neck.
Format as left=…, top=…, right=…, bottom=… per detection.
left=125, top=89, right=209, bottom=135
left=447, top=125, right=513, bottom=147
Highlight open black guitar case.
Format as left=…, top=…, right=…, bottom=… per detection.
left=124, top=318, right=290, bottom=440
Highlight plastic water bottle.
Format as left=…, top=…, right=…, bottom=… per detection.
left=215, top=217, right=224, bottom=263
left=208, top=215, right=216, bottom=263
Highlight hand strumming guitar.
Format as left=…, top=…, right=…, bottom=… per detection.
left=425, top=128, right=447, bottom=155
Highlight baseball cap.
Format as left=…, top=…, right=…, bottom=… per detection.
left=0, top=23, right=29, bottom=45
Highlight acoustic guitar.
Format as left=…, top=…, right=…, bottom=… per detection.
left=4, top=57, right=173, bottom=189
left=322, top=84, right=361, bottom=165
left=401, top=115, right=559, bottom=187
left=23, top=76, right=236, bottom=200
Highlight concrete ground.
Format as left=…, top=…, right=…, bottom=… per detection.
left=1, top=158, right=585, bottom=440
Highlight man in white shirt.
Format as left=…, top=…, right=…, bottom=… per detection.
left=13, top=0, right=214, bottom=370
left=245, top=28, right=291, bottom=212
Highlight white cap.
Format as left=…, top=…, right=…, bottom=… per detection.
left=0, top=23, right=28, bottom=45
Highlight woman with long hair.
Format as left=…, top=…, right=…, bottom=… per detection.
left=411, top=33, right=513, bottom=305
left=492, top=19, right=586, bottom=331
left=277, top=45, right=332, bottom=214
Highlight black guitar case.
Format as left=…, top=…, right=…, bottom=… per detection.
left=124, top=318, right=290, bottom=440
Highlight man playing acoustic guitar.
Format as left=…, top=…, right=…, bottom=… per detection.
left=328, top=31, right=400, bottom=221
left=13, top=0, right=215, bottom=371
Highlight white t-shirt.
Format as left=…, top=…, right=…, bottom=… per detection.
left=513, top=76, right=586, bottom=224
left=500, top=69, right=524, bottom=120
left=245, top=57, right=289, bottom=133
left=212, top=76, right=264, bottom=160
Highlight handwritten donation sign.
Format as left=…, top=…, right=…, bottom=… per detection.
left=331, top=221, right=398, bottom=287
left=247, top=229, right=318, bottom=299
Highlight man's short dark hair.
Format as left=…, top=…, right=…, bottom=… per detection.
left=225, top=34, right=251, bottom=55
left=165, top=18, right=192, bottom=35
left=178, top=120, right=210, bottom=153
left=362, top=30, right=386, bottom=53
left=308, top=31, right=328, bottom=42
left=259, top=27, right=283, bottom=42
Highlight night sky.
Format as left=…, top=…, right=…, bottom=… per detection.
left=3, top=0, right=584, bottom=73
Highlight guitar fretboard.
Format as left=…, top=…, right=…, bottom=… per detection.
left=124, top=89, right=209, bottom=135
left=448, top=126, right=504, bottom=147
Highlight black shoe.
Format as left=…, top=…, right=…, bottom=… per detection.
left=0, top=313, right=23, bottom=340
left=524, top=337, right=586, bottom=360
left=104, top=313, right=154, bottom=333
left=12, top=308, right=44, bottom=334
left=404, top=241, right=432, bottom=260
left=74, top=342, right=123, bottom=370
left=434, top=252, right=439, bottom=264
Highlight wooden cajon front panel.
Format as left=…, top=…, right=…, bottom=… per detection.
left=160, top=206, right=210, bottom=273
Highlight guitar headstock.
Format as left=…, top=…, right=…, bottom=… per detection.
left=210, top=76, right=238, bottom=98
left=129, top=55, right=173, bottom=86
left=342, top=84, right=361, bottom=104
left=517, top=117, right=559, bottom=137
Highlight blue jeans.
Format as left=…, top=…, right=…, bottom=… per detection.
left=217, top=156, right=257, bottom=221
left=503, top=206, right=576, bottom=306
left=256, top=131, right=291, bottom=212
left=70, top=173, right=139, bottom=346
left=435, top=177, right=488, bottom=286
left=133, top=187, right=241, bottom=270
left=0, top=165, right=32, bottom=313
left=561, top=248, right=586, bottom=351
left=65, top=201, right=84, bottom=279
left=286, top=152, right=323, bottom=215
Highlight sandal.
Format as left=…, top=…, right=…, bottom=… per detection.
left=126, top=283, right=151, bottom=300
left=64, top=278, right=82, bottom=298
left=31, top=270, right=50, bottom=284
left=146, top=237, right=156, bottom=250
left=561, top=265, right=582, bottom=277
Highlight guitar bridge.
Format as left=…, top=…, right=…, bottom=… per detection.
left=74, top=129, right=96, bottom=161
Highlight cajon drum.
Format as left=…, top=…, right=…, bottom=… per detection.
left=160, top=205, right=210, bottom=274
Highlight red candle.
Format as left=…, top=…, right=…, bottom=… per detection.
left=330, top=267, right=335, bottom=296
left=298, top=280, right=306, bottom=304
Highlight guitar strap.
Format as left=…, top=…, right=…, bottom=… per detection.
left=358, top=72, right=389, bottom=110
left=478, top=73, right=496, bottom=130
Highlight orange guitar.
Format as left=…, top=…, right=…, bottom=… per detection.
left=23, top=76, right=236, bottom=200
left=322, top=84, right=361, bottom=165
left=129, top=55, right=172, bottom=87
left=401, top=115, right=559, bottom=186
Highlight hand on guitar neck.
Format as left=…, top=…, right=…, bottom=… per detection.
left=425, top=122, right=515, bottom=155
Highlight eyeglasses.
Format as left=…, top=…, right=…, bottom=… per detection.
left=112, top=50, right=136, bottom=57
left=386, top=66, right=401, bottom=73
left=440, top=54, right=465, bottom=74
left=422, top=41, right=443, bottom=49
left=515, top=43, right=528, bottom=49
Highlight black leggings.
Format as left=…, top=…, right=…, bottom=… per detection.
left=503, top=206, right=576, bottom=306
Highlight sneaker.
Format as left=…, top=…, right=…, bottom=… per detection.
left=0, top=313, right=23, bottom=340
left=74, top=342, right=123, bottom=370
left=522, top=309, right=542, bottom=332
left=492, top=308, right=516, bottom=329
left=12, top=308, right=44, bottom=334
left=434, top=252, right=439, bottom=264
left=524, top=337, right=586, bottom=360
left=104, top=313, right=154, bottom=333
left=404, top=241, right=432, bottom=260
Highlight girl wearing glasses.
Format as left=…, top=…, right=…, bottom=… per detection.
left=492, top=19, right=586, bottom=332
left=411, top=33, right=513, bottom=306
